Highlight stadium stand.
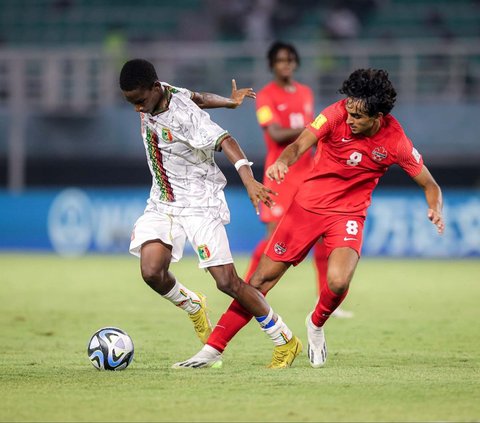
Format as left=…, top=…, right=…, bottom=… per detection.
left=1, top=0, right=479, bottom=46
left=361, top=0, right=480, bottom=40
left=0, top=1, right=479, bottom=190
left=0, top=0, right=203, bottom=45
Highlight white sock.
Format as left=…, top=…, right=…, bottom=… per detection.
left=307, top=314, right=321, bottom=330
left=193, top=344, right=222, bottom=360
left=256, top=308, right=293, bottom=346
left=264, top=315, right=293, bottom=346
left=162, top=279, right=201, bottom=314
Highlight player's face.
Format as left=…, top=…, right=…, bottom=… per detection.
left=345, top=98, right=382, bottom=137
left=272, top=49, right=297, bottom=80
left=122, top=82, right=163, bottom=114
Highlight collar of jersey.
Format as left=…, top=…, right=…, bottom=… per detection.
left=152, top=86, right=173, bottom=115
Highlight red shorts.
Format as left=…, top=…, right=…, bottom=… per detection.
left=265, top=200, right=365, bottom=265
left=260, top=178, right=299, bottom=223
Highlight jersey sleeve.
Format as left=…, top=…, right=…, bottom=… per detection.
left=186, top=109, right=228, bottom=150
left=256, top=90, right=279, bottom=128
left=306, top=101, right=343, bottom=142
left=396, top=134, right=424, bottom=178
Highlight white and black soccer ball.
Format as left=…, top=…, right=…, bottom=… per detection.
left=87, top=327, right=134, bottom=371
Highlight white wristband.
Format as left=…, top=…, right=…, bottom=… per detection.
left=234, top=159, right=253, bottom=171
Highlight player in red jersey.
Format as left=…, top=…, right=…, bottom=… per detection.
left=173, top=68, right=444, bottom=369
left=251, top=41, right=314, bottom=237
left=246, top=41, right=353, bottom=319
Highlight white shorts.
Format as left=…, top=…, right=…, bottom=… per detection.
left=129, top=211, right=233, bottom=269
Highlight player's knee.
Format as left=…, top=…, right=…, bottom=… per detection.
left=211, top=267, right=237, bottom=296
left=249, top=272, right=268, bottom=292
left=141, top=263, right=168, bottom=288
left=214, top=267, right=244, bottom=296
left=327, top=272, right=350, bottom=294
left=214, top=277, right=237, bottom=297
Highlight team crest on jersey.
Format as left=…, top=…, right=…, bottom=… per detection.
left=372, top=146, right=388, bottom=162
left=197, top=244, right=211, bottom=260
left=161, top=128, right=173, bottom=142
left=274, top=242, right=287, bottom=255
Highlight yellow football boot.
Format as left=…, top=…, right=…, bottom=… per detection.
left=188, top=293, right=212, bottom=344
left=267, top=336, right=303, bottom=369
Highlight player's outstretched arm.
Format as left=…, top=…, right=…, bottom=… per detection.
left=267, top=123, right=304, bottom=145
left=266, top=128, right=318, bottom=183
left=219, top=135, right=276, bottom=215
left=412, top=165, right=445, bottom=234
left=191, top=79, right=255, bottom=109
left=229, top=79, right=256, bottom=108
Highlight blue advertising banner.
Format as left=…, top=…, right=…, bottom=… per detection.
left=0, top=187, right=479, bottom=257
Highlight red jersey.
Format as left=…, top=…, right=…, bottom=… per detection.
left=296, top=99, right=424, bottom=217
left=256, top=81, right=315, bottom=181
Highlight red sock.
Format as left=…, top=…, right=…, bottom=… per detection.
left=312, top=240, right=348, bottom=327
left=312, top=284, right=348, bottom=327
left=207, top=239, right=269, bottom=353
left=207, top=299, right=253, bottom=353
left=313, top=240, right=328, bottom=296
left=244, top=239, right=268, bottom=282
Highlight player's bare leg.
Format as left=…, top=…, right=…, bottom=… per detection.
left=248, top=256, right=303, bottom=368
left=209, top=263, right=298, bottom=362
left=172, top=261, right=296, bottom=369
left=313, top=240, right=354, bottom=319
left=140, top=241, right=212, bottom=343
left=173, top=258, right=301, bottom=369
left=307, top=247, right=358, bottom=367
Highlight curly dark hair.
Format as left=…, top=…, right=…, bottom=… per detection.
left=267, top=41, right=300, bottom=69
left=119, top=59, right=158, bottom=91
left=339, top=69, right=397, bottom=116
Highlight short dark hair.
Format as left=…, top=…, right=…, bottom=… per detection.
left=119, top=59, right=158, bottom=91
left=267, top=41, right=300, bottom=69
left=339, top=69, right=397, bottom=116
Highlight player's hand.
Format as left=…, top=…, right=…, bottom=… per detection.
left=266, top=160, right=289, bottom=184
left=229, top=79, right=256, bottom=108
left=428, top=208, right=445, bottom=234
left=245, top=179, right=277, bottom=215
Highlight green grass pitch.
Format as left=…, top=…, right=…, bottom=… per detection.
left=1, top=254, right=479, bottom=422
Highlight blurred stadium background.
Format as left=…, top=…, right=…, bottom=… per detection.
left=0, top=0, right=479, bottom=257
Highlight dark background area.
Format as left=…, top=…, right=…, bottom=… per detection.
left=1, top=0, right=479, bottom=191
left=1, top=159, right=477, bottom=188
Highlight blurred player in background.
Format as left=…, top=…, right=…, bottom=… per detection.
left=119, top=59, right=301, bottom=368
left=246, top=41, right=353, bottom=318
left=174, top=68, right=444, bottom=369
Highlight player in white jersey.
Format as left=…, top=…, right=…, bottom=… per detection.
left=119, top=59, right=302, bottom=368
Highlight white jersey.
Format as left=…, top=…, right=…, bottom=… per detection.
left=139, top=82, right=230, bottom=223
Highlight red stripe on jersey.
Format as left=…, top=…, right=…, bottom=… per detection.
left=145, top=126, right=175, bottom=202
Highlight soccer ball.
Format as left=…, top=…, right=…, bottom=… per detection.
left=87, top=327, right=134, bottom=371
